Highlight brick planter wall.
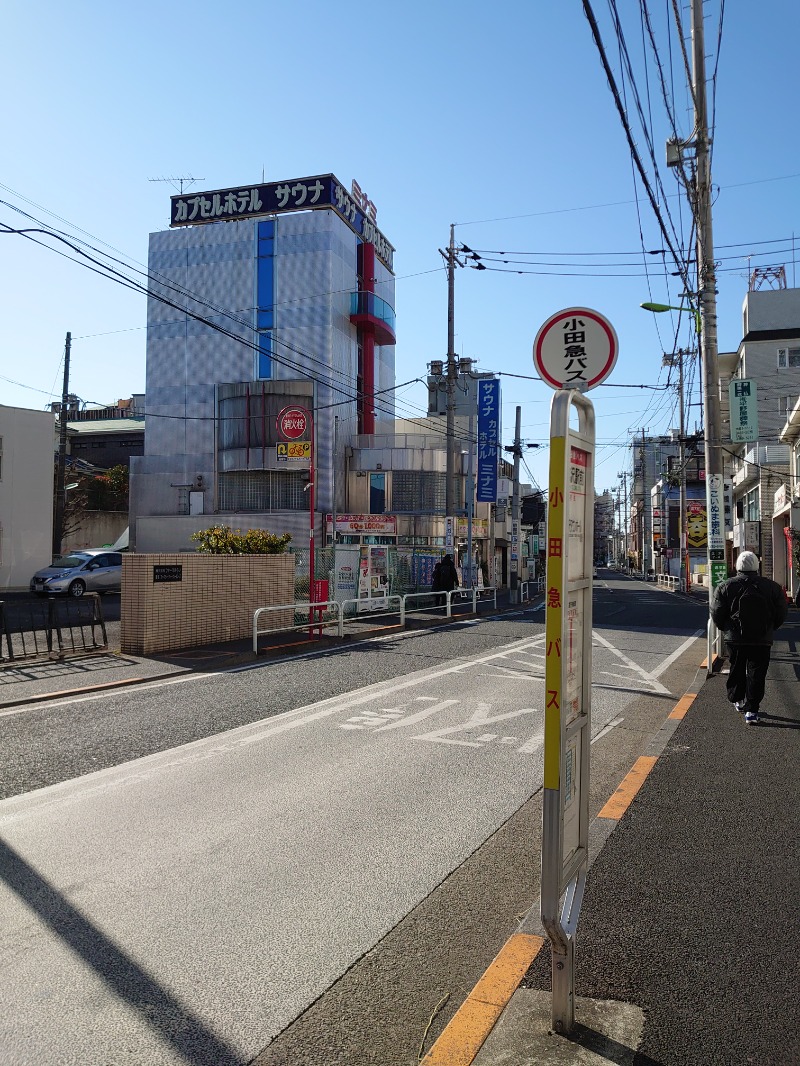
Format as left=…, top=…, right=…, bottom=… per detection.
left=121, top=553, right=295, bottom=655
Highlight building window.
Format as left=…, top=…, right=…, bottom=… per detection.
left=744, top=487, right=760, bottom=521
left=392, top=471, right=446, bottom=513
left=777, top=347, right=800, bottom=369
left=218, top=470, right=306, bottom=512
left=257, top=220, right=275, bottom=379
left=369, top=473, right=386, bottom=514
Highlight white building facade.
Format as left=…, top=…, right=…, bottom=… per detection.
left=0, top=405, right=54, bottom=589
left=131, top=174, right=396, bottom=554
left=725, top=287, right=800, bottom=581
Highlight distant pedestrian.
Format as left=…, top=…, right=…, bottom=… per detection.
left=711, top=551, right=788, bottom=725
left=431, top=553, right=459, bottom=609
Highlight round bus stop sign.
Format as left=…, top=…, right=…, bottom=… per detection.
left=533, top=307, right=618, bottom=391
left=277, top=406, right=309, bottom=440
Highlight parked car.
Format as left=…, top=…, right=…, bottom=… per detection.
left=30, top=550, right=123, bottom=597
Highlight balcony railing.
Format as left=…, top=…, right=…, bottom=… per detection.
left=731, top=443, right=790, bottom=488
left=350, top=291, right=396, bottom=345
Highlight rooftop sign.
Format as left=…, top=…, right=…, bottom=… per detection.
left=170, top=173, right=394, bottom=272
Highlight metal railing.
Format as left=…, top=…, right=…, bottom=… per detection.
left=656, top=574, right=680, bottom=592
left=520, top=578, right=545, bottom=600
left=252, top=586, right=501, bottom=650
left=339, top=595, right=405, bottom=634
left=0, top=594, right=108, bottom=662
left=252, top=600, right=341, bottom=652
left=707, top=618, right=722, bottom=676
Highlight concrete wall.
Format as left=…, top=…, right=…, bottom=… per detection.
left=0, top=405, right=54, bottom=589
left=134, top=513, right=310, bottom=554
left=120, top=552, right=295, bottom=655
left=63, top=511, right=128, bottom=552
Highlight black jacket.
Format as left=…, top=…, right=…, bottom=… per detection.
left=710, top=572, right=787, bottom=646
left=432, top=559, right=459, bottom=592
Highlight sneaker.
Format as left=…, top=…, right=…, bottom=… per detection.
left=744, top=711, right=760, bottom=725
left=734, top=701, right=746, bottom=712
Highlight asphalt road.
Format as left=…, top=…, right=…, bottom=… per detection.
left=0, top=574, right=709, bottom=1065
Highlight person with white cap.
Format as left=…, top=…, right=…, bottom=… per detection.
left=710, top=551, right=788, bottom=724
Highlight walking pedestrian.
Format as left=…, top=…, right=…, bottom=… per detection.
left=431, top=553, right=459, bottom=611
left=710, top=551, right=788, bottom=725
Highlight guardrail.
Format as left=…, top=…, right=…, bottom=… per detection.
left=339, top=595, right=405, bottom=634
left=520, top=578, right=545, bottom=600
left=252, top=600, right=341, bottom=653
left=656, top=574, right=680, bottom=592
left=253, top=587, right=502, bottom=651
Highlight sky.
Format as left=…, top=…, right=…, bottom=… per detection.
left=2, top=0, right=799, bottom=497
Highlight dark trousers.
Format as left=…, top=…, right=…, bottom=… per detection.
left=725, top=643, right=772, bottom=712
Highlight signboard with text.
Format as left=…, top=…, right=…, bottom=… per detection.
left=476, top=379, right=501, bottom=502
left=276, top=440, right=311, bottom=461
left=534, top=307, right=618, bottom=391
left=170, top=173, right=395, bottom=271
left=541, top=389, right=596, bottom=1032
left=325, top=514, right=398, bottom=536
left=729, top=379, right=758, bottom=443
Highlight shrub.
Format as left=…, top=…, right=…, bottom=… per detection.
left=190, top=525, right=292, bottom=555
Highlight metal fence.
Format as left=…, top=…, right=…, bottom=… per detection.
left=0, top=594, right=108, bottom=663
left=252, top=587, right=501, bottom=652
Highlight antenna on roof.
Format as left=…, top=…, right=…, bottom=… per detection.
left=148, top=176, right=205, bottom=195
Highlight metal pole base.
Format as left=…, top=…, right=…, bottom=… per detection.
left=551, top=936, right=575, bottom=1035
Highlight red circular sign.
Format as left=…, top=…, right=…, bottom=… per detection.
left=277, top=406, right=309, bottom=440
left=533, top=307, right=618, bottom=391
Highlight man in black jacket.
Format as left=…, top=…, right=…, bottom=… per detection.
left=710, top=551, right=787, bottom=725
left=431, top=554, right=460, bottom=609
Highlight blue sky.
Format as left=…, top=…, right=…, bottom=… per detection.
left=2, top=0, right=799, bottom=495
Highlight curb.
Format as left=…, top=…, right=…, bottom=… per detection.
left=420, top=653, right=709, bottom=1065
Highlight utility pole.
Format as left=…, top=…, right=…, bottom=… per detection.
left=445, top=224, right=458, bottom=519
left=663, top=350, right=688, bottom=588
left=510, top=406, right=522, bottom=604
left=692, top=0, right=725, bottom=602
left=53, top=331, right=71, bottom=558
left=332, top=414, right=339, bottom=547
left=677, top=351, right=688, bottom=590
left=618, top=470, right=629, bottom=568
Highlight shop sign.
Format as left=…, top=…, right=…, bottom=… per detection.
left=729, top=379, right=758, bottom=443
left=170, top=173, right=395, bottom=271
left=325, top=514, right=397, bottom=535
left=456, top=518, right=488, bottom=537
left=774, top=483, right=788, bottom=511
left=744, top=521, right=760, bottom=552
left=477, top=379, right=501, bottom=502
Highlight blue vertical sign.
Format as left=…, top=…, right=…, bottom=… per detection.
left=477, top=379, right=501, bottom=502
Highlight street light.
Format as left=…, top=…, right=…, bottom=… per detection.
left=640, top=301, right=702, bottom=334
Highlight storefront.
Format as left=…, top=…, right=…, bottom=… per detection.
left=771, top=484, right=800, bottom=597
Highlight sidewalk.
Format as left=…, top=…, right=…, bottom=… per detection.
left=0, top=588, right=523, bottom=709
left=430, top=614, right=800, bottom=1065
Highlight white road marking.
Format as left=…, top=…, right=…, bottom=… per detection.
left=518, top=734, right=544, bottom=756
left=415, top=704, right=539, bottom=748
left=374, top=699, right=459, bottom=732
left=592, top=716, right=624, bottom=744
left=591, top=631, right=671, bottom=695
left=651, top=629, right=704, bottom=678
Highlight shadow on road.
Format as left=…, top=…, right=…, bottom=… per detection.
left=0, top=838, right=246, bottom=1065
